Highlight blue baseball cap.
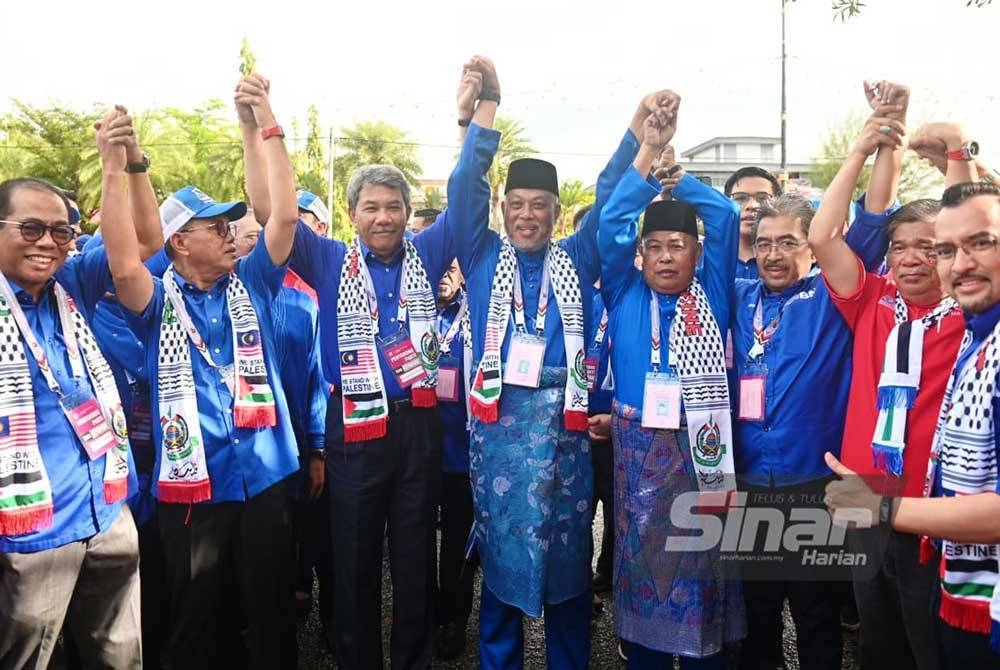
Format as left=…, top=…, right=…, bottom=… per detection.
left=159, top=185, right=247, bottom=239
left=296, top=189, right=330, bottom=224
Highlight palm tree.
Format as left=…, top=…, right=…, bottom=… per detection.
left=556, top=179, right=596, bottom=239
left=334, top=120, right=422, bottom=187
left=488, top=116, right=537, bottom=230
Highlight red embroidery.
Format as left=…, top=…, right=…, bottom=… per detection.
left=678, top=293, right=703, bottom=337
left=977, top=347, right=988, bottom=372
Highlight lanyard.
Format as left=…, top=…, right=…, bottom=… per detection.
left=750, top=289, right=804, bottom=360
left=648, top=289, right=679, bottom=372
left=512, top=252, right=550, bottom=337
left=357, top=245, right=410, bottom=330
left=0, top=272, right=85, bottom=396
left=438, top=294, right=469, bottom=355
left=164, top=269, right=228, bottom=370
left=593, top=308, right=609, bottom=349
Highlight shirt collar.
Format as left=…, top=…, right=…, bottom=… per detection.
left=173, top=268, right=229, bottom=296
left=359, top=239, right=404, bottom=266
left=5, top=276, right=55, bottom=304
left=966, top=300, right=1000, bottom=340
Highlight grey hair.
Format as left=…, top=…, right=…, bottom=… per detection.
left=752, top=193, right=816, bottom=239
left=885, top=198, right=940, bottom=240
left=346, top=165, right=412, bottom=210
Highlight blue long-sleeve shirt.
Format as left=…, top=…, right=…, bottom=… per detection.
left=588, top=292, right=613, bottom=416
left=290, top=215, right=457, bottom=401
left=1, top=247, right=138, bottom=553
left=124, top=236, right=299, bottom=503
left=731, top=201, right=893, bottom=486
left=452, top=123, right=638, bottom=366
left=600, top=169, right=739, bottom=409
left=437, top=294, right=470, bottom=473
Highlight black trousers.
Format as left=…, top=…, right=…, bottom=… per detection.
left=158, top=477, right=297, bottom=670
left=137, top=515, right=168, bottom=670
left=327, top=402, right=442, bottom=670
left=590, top=436, right=614, bottom=582
left=436, top=471, right=477, bottom=628
left=739, top=478, right=843, bottom=670
left=295, top=482, right=335, bottom=622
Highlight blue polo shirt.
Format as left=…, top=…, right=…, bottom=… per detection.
left=290, top=216, right=456, bottom=401
left=600, top=169, right=739, bottom=409
left=452, top=123, right=637, bottom=366
left=1, top=247, right=138, bottom=553
left=588, top=293, right=613, bottom=416
left=124, top=237, right=299, bottom=503
left=437, top=293, right=470, bottom=473
left=736, top=257, right=759, bottom=280
left=731, top=200, right=893, bottom=487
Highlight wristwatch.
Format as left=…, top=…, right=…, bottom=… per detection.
left=310, top=448, right=326, bottom=461
left=479, top=88, right=501, bottom=106
left=946, top=141, right=979, bottom=161
left=260, top=125, right=285, bottom=141
left=125, top=152, right=150, bottom=174
left=878, top=496, right=896, bottom=526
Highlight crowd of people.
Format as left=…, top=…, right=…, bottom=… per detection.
left=0, top=54, right=998, bottom=670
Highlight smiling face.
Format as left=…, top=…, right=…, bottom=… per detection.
left=350, top=183, right=410, bottom=260
left=640, top=231, right=700, bottom=295
left=0, top=186, right=72, bottom=300
left=502, top=189, right=561, bottom=253
left=935, top=194, right=1000, bottom=314
left=754, top=214, right=814, bottom=292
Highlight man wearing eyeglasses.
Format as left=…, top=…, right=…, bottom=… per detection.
left=0, top=173, right=165, bottom=666
left=725, top=167, right=783, bottom=280
left=97, top=75, right=303, bottom=670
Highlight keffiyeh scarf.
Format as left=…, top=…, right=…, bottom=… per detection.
left=872, top=294, right=959, bottom=475
left=0, top=277, right=130, bottom=536
left=470, top=240, right=588, bottom=431
left=337, top=237, right=438, bottom=443
left=922, top=321, right=1000, bottom=650
left=156, top=267, right=276, bottom=503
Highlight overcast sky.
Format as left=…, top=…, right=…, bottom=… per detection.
left=7, top=0, right=998, bottom=183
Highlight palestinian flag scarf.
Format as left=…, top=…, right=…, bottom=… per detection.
left=872, top=293, right=959, bottom=475
left=156, top=266, right=276, bottom=503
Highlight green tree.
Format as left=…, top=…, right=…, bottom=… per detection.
left=828, top=0, right=990, bottom=21
left=422, top=186, right=444, bottom=210
left=291, top=104, right=327, bottom=200
left=555, top=179, right=595, bottom=239
left=808, top=112, right=942, bottom=202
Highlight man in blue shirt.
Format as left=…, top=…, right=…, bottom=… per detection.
left=98, top=78, right=302, bottom=670
left=724, top=166, right=783, bottom=280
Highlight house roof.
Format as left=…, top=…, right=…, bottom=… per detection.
left=681, top=136, right=780, bottom=158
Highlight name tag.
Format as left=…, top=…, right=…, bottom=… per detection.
left=585, top=348, right=600, bottom=393
left=379, top=330, right=428, bottom=388
left=437, top=359, right=460, bottom=402
left=738, top=375, right=766, bottom=421
left=725, top=330, right=734, bottom=370
left=504, top=333, right=545, bottom=388
left=130, top=387, right=153, bottom=449
left=641, top=372, right=681, bottom=430
left=60, top=385, right=116, bottom=460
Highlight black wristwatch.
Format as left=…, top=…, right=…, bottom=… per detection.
left=479, top=88, right=501, bottom=106
left=878, top=496, right=896, bottom=526
left=125, top=152, right=150, bottom=174
left=310, top=448, right=326, bottom=461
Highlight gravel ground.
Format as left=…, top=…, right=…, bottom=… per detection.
left=295, top=507, right=860, bottom=669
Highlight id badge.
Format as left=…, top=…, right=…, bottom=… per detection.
left=379, top=330, right=428, bottom=388
left=130, top=388, right=154, bottom=449
left=503, top=333, right=546, bottom=388
left=60, top=385, right=117, bottom=460
left=641, top=372, right=682, bottom=430
left=738, top=369, right=766, bottom=422
left=725, top=330, right=735, bottom=370
left=585, top=346, right=600, bottom=393
left=219, top=363, right=236, bottom=396
left=437, top=357, right=460, bottom=402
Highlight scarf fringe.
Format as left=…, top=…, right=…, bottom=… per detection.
left=345, top=418, right=387, bottom=443
left=939, top=591, right=993, bottom=634
left=104, top=477, right=129, bottom=504
left=411, top=387, right=437, bottom=408
left=872, top=442, right=905, bottom=477
left=155, top=480, right=213, bottom=504
left=877, top=385, right=918, bottom=410
left=235, top=405, right=277, bottom=429
left=563, top=409, right=588, bottom=432
left=0, top=505, right=53, bottom=536
left=919, top=536, right=937, bottom=564
left=470, top=396, right=498, bottom=424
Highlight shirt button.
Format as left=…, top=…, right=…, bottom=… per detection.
left=214, top=348, right=221, bottom=354
left=390, top=317, right=397, bottom=323
left=234, top=438, right=240, bottom=445
left=384, top=268, right=390, bottom=273
left=211, top=318, right=218, bottom=323
left=388, top=292, right=394, bottom=298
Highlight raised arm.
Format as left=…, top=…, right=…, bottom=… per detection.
left=96, top=108, right=154, bottom=314
left=120, top=108, right=164, bottom=260
left=238, top=76, right=271, bottom=225
left=236, top=74, right=298, bottom=265
left=809, top=109, right=904, bottom=296
left=863, top=81, right=908, bottom=212
left=910, top=121, right=981, bottom=187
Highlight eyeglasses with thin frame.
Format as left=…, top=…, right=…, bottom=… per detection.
left=753, top=238, right=807, bottom=256
left=178, top=219, right=237, bottom=239
left=731, top=192, right=773, bottom=207
left=931, top=234, right=1000, bottom=264
left=0, top=219, right=77, bottom=247
left=641, top=239, right=691, bottom=258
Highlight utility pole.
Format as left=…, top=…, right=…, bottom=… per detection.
left=326, top=128, right=335, bottom=238
left=780, top=0, right=789, bottom=186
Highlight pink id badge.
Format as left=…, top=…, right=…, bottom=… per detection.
left=585, top=347, right=600, bottom=392
left=379, top=330, right=428, bottom=388
left=725, top=330, right=735, bottom=370
left=436, top=360, right=460, bottom=402
left=641, top=372, right=682, bottom=430
left=60, top=385, right=117, bottom=460
left=738, top=375, right=766, bottom=421
left=503, top=333, right=545, bottom=388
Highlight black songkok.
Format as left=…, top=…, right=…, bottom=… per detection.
left=504, top=158, right=559, bottom=196
left=641, top=200, right=698, bottom=238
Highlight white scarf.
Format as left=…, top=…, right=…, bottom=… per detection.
left=336, top=237, right=438, bottom=443
left=0, top=273, right=129, bottom=536
left=470, top=240, right=588, bottom=431
left=156, top=266, right=276, bottom=503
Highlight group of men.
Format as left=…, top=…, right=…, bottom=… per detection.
left=0, top=54, right=999, bottom=670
